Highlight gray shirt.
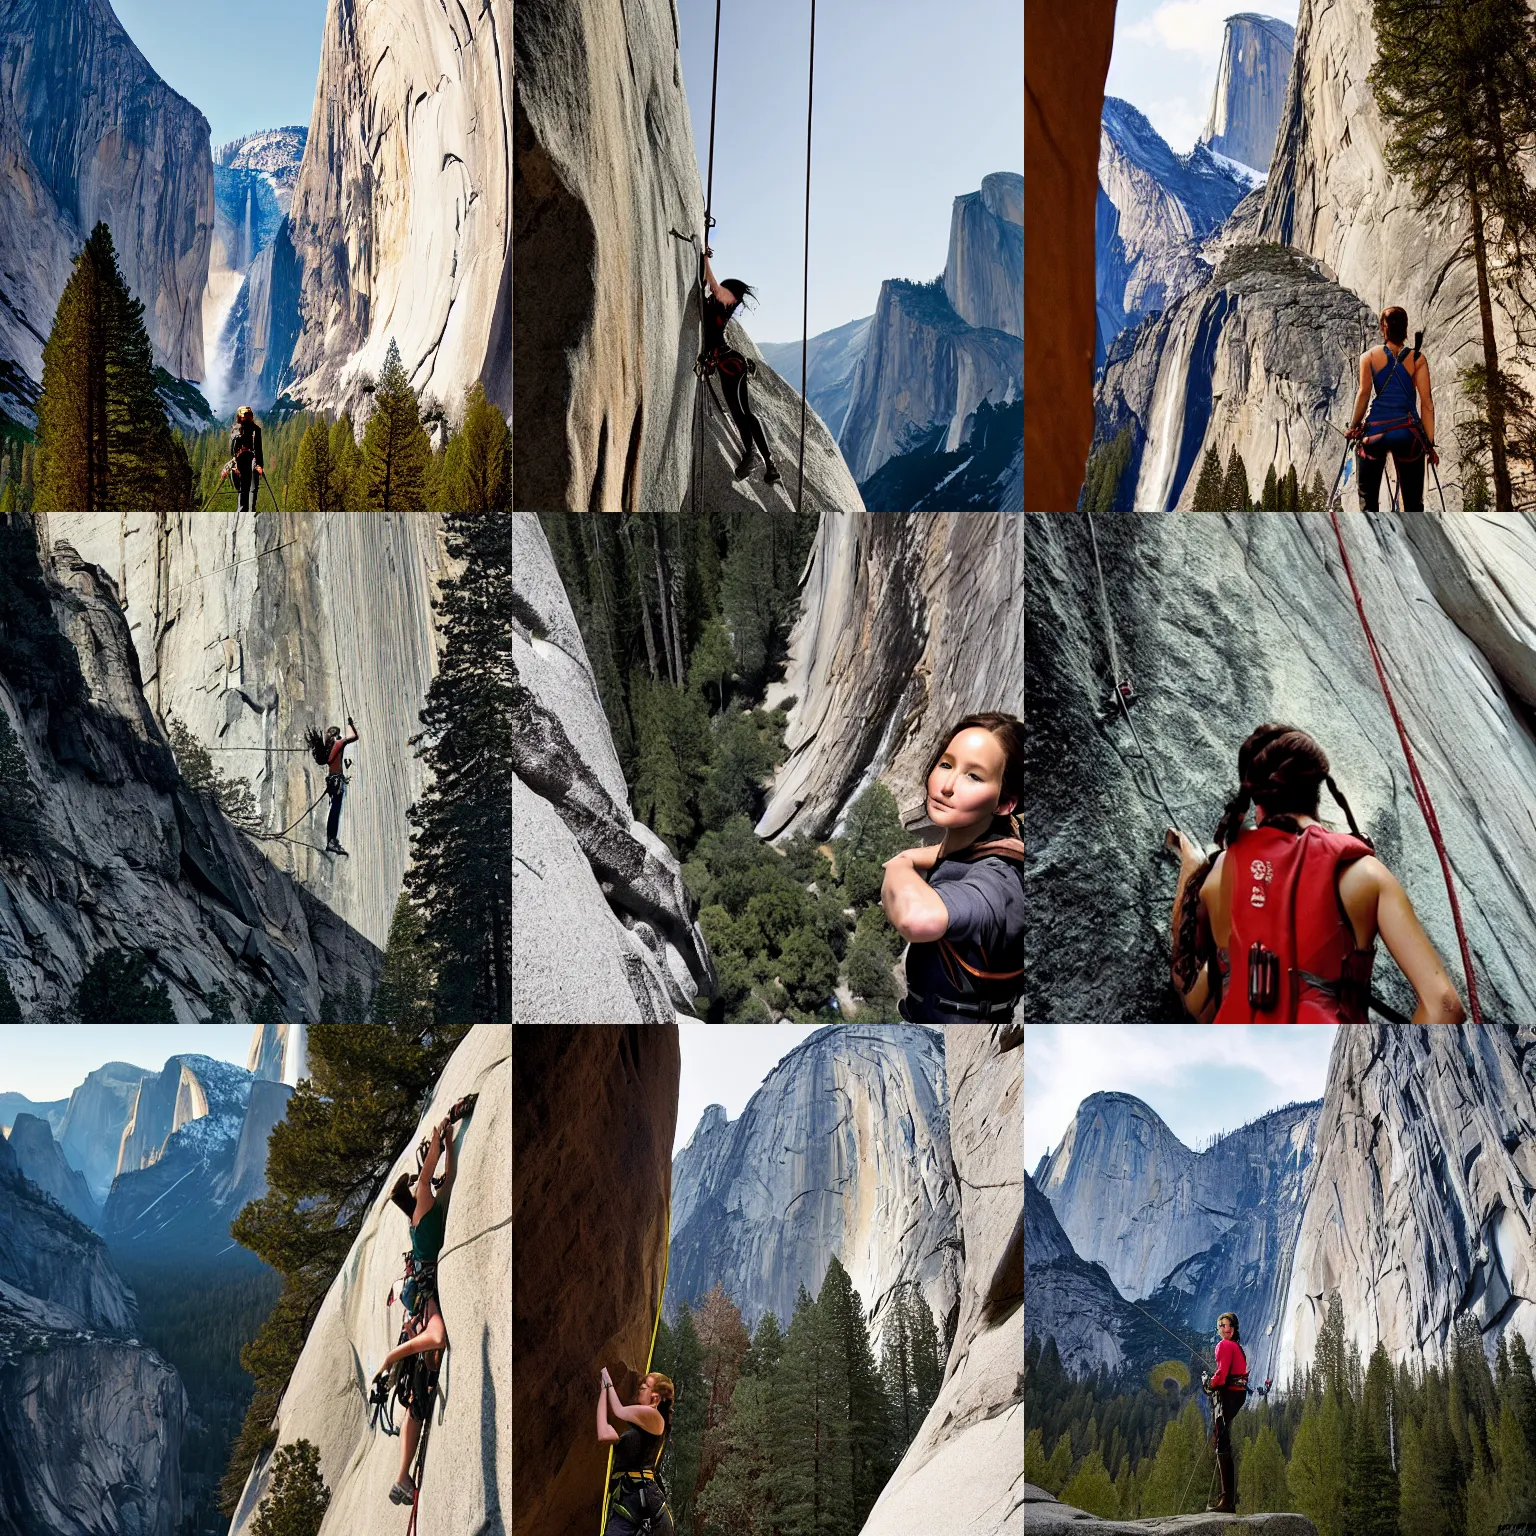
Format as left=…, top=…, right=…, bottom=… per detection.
left=903, top=854, right=1024, bottom=1019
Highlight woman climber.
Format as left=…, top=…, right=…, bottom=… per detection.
left=1344, top=306, right=1438, bottom=511
left=596, top=1369, right=675, bottom=1536
left=699, top=247, right=782, bottom=487
left=881, top=712, right=1024, bottom=1023
left=377, top=1114, right=456, bottom=1508
left=1169, top=723, right=1466, bottom=1023
left=1202, top=1313, right=1249, bottom=1514
left=307, top=718, right=359, bottom=855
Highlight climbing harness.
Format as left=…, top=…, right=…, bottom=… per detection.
left=599, top=1194, right=671, bottom=1536
left=1326, top=509, right=1483, bottom=1023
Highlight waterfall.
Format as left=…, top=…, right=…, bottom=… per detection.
left=243, top=183, right=253, bottom=268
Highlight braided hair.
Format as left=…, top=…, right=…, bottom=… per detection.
left=1172, top=724, right=1370, bottom=992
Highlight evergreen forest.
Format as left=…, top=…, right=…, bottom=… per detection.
left=1026, top=1294, right=1536, bottom=1536
left=647, top=1264, right=945, bottom=1536
left=0, top=224, right=508, bottom=515
left=538, top=512, right=917, bottom=1023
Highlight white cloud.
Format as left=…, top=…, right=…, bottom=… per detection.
left=1024, top=1024, right=1336, bottom=1171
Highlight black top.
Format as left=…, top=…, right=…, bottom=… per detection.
left=612, top=1422, right=666, bottom=1475
left=702, top=293, right=737, bottom=356
left=903, top=852, right=1024, bottom=1018
left=230, top=420, right=264, bottom=469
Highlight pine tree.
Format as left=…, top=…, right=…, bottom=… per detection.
left=1025, top=1427, right=1053, bottom=1488
left=441, top=382, right=509, bottom=511
left=1060, top=1447, right=1118, bottom=1517
left=652, top=1305, right=707, bottom=1536
left=0, top=966, right=19, bottom=1022
left=1138, top=1401, right=1207, bottom=1514
left=695, top=1372, right=778, bottom=1535
left=1239, top=1423, right=1289, bottom=1513
left=72, top=949, right=175, bottom=1022
left=288, top=418, right=337, bottom=512
left=1288, top=1392, right=1350, bottom=1536
left=1190, top=446, right=1224, bottom=510
left=250, top=1438, right=330, bottom=1536
left=328, top=417, right=363, bottom=510
left=770, top=1283, right=854, bottom=1535
left=359, top=339, right=432, bottom=510
left=743, top=1311, right=785, bottom=1380
left=817, top=1257, right=891, bottom=1525
left=374, top=893, right=436, bottom=1024
left=403, top=514, right=512, bottom=1022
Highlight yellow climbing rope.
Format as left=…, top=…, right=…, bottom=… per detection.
left=598, top=1198, right=671, bottom=1535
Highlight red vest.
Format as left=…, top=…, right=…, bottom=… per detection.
left=1216, top=824, right=1375, bottom=1022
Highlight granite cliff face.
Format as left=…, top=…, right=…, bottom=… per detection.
left=758, top=510, right=1024, bottom=842
left=1024, top=1171, right=1163, bottom=1377
left=58, top=1062, right=151, bottom=1203
left=513, top=1025, right=677, bottom=1536
left=1198, top=15, right=1295, bottom=174
left=759, top=314, right=874, bottom=442
left=840, top=174, right=1022, bottom=497
left=514, top=0, right=864, bottom=519
left=510, top=513, right=714, bottom=1023
left=1025, top=511, right=1536, bottom=1020
left=858, top=1023, right=1022, bottom=1536
left=1272, top=1025, right=1536, bottom=1382
left=227, top=1025, right=508, bottom=1536
left=0, top=1126, right=184, bottom=1536
left=0, top=0, right=213, bottom=424
left=6, top=1111, right=97, bottom=1228
left=273, top=0, right=510, bottom=422
left=669, top=1026, right=960, bottom=1342
left=1024, top=1484, right=1319, bottom=1536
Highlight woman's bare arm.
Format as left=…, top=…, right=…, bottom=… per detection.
left=1349, top=354, right=1373, bottom=430
left=597, top=1381, right=620, bottom=1445
left=1169, top=837, right=1217, bottom=1019
left=413, top=1122, right=446, bottom=1223
left=702, top=251, right=734, bottom=307
left=437, top=1119, right=456, bottom=1200
left=1353, top=858, right=1465, bottom=1023
left=605, top=1388, right=665, bottom=1434
left=1416, top=359, right=1436, bottom=445
left=881, top=850, right=950, bottom=943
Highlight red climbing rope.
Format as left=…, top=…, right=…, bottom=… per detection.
left=1327, top=508, right=1483, bottom=1023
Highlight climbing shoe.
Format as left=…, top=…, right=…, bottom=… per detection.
left=326, top=840, right=349, bottom=856
left=763, top=460, right=782, bottom=485
left=733, top=448, right=758, bottom=480
left=389, top=1476, right=416, bottom=1506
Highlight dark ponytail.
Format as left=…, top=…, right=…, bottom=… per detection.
left=1171, top=724, right=1370, bottom=994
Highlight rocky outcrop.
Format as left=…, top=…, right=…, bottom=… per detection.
left=7, top=1111, right=97, bottom=1228
left=945, top=173, right=1024, bottom=339
left=1024, top=1484, right=1319, bottom=1535
left=758, top=511, right=1024, bottom=841
left=1025, top=1172, right=1163, bottom=1377
left=1025, top=0, right=1115, bottom=510
left=1272, top=1025, right=1536, bottom=1381
left=1096, top=99, right=1251, bottom=367
left=513, top=1025, right=676, bottom=1536
left=0, top=0, right=213, bottom=414
left=759, top=314, right=874, bottom=442
left=1024, top=511, right=1536, bottom=1020
left=510, top=513, right=714, bottom=1023
left=278, top=0, right=510, bottom=423
left=115, top=1053, right=246, bottom=1176
left=669, top=1026, right=960, bottom=1341
left=0, top=1115, right=184, bottom=1536
left=858, top=1023, right=1021, bottom=1536
left=1199, top=16, right=1295, bottom=174
left=45, top=511, right=454, bottom=964
left=58, top=1062, right=151, bottom=1204
left=227, top=1024, right=509, bottom=1535
left=0, top=1093, right=65, bottom=1133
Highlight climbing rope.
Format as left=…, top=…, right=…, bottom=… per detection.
left=598, top=1198, right=671, bottom=1536
left=796, top=0, right=816, bottom=515
left=1326, top=509, right=1483, bottom=1023
left=688, top=0, right=723, bottom=523
left=246, top=783, right=330, bottom=842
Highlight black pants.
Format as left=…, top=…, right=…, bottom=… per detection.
left=718, top=364, right=773, bottom=466
left=1213, top=1387, right=1246, bottom=1509
left=235, top=466, right=260, bottom=512
left=605, top=1482, right=673, bottom=1536
left=326, top=774, right=345, bottom=843
left=1357, top=441, right=1426, bottom=510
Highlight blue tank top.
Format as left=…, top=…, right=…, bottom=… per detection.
left=1363, top=345, right=1420, bottom=431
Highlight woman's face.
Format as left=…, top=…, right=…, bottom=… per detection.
left=638, top=1377, right=658, bottom=1407
left=927, top=728, right=1014, bottom=830
left=1218, top=1318, right=1234, bottom=1341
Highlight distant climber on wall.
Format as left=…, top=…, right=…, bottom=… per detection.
left=1202, top=1312, right=1249, bottom=1514
left=307, top=718, right=359, bottom=855
left=230, top=405, right=267, bottom=512
left=596, top=1368, right=675, bottom=1536
left=881, top=712, right=1023, bottom=1022
left=1169, top=723, right=1466, bottom=1023
left=1343, top=307, right=1438, bottom=512
left=699, top=246, right=782, bottom=486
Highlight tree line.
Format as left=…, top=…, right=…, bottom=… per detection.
left=650, top=1265, right=945, bottom=1536
left=539, top=511, right=915, bottom=1022
left=1026, top=1292, right=1536, bottom=1535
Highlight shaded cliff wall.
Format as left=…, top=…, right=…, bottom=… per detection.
left=1025, top=0, right=1117, bottom=509
left=227, top=1025, right=509, bottom=1535
left=513, top=1026, right=679, bottom=1536
left=1199, top=15, right=1295, bottom=173
left=0, top=0, right=213, bottom=397
left=280, top=0, right=511, bottom=419
left=759, top=511, right=1024, bottom=840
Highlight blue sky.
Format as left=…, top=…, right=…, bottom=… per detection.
left=679, top=0, right=1023, bottom=345
left=1025, top=1025, right=1336, bottom=1171
left=0, top=1027, right=253, bottom=1102
left=675, top=1025, right=823, bottom=1156
left=1108, top=0, right=1299, bottom=153
left=110, top=0, right=326, bottom=149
